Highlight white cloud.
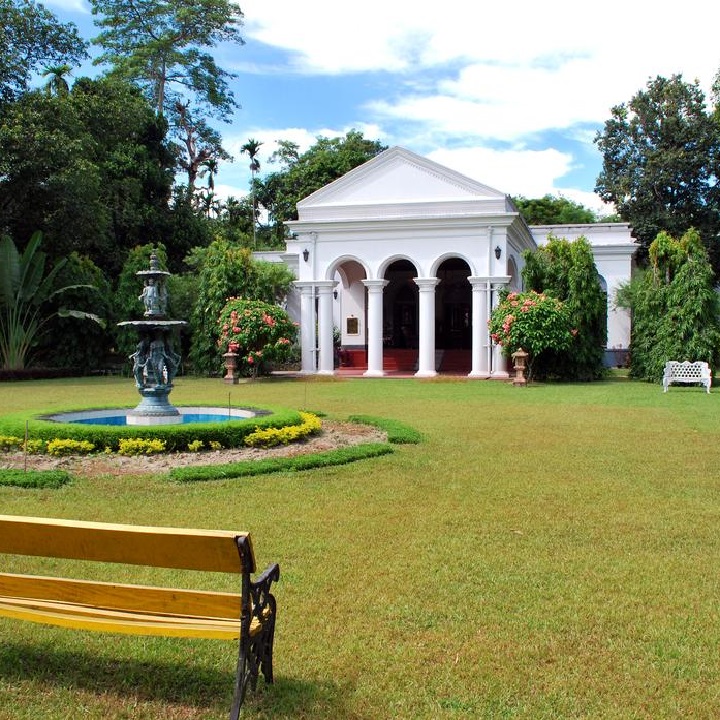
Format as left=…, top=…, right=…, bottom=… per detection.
left=428, top=146, right=571, bottom=197
left=44, top=0, right=89, bottom=14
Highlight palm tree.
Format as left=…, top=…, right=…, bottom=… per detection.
left=241, top=139, right=263, bottom=247
left=200, top=158, right=219, bottom=192
left=42, top=64, right=72, bottom=97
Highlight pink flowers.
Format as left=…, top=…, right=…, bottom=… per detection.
left=217, top=298, right=299, bottom=376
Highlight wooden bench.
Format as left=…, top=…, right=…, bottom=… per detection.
left=662, top=361, right=712, bottom=393
left=0, top=515, right=279, bottom=719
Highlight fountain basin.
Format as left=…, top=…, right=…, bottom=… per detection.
left=45, top=407, right=259, bottom=427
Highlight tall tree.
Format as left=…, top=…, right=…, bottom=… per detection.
left=173, top=100, right=229, bottom=192
left=595, top=74, right=720, bottom=273
left=256, top=130, right=387, bottom=245
left=241, top=138, right=262, bottom=247
left=0, top=0, right=87, bottom=101
left=91, top=0, right=244, bottom=196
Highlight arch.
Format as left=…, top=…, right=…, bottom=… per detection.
left=325, top=254, right=371, bottom=281
left=377, top=254, right=420, bottom=279
left=430, top=252, right=477, bottom=277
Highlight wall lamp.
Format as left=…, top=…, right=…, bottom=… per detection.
left=494, top=245, right=502, bottom=260
left=302, top=248, right=309, bottom=262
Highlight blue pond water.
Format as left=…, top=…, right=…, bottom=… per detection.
left=45, top=407, right=259, bottom=426
left=69, top=413, right=238, bottom=426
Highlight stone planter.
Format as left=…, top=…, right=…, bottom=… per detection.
left=223, top=352, right=240, bottom=384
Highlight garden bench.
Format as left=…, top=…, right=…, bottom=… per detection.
left=662, top=360, right=712, bottom=393
left=0, top=514, right=279, bottom=719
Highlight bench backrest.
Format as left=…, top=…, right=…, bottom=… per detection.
left=0, top=515, right=254, bottom=574
left=664, top=361, right=710, bottom=378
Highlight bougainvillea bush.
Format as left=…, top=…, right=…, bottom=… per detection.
left=217, top=297, right=298, bottom=376
left=488, top=290, right=573, bottom=380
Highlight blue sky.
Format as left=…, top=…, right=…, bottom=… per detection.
left=44, top=0, right=720, bottom=214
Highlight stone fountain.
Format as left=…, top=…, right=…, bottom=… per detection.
left=117, top=250, right=186, bottom=425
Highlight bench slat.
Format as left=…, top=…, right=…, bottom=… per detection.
left=0, top=573, right=241, bottom=619
left=0, top=515, right=253, bottom=574
left=0, top=599, right=259, bottom=639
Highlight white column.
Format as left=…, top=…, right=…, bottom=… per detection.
left=294, top=281, right=316, bottom=374
left=490, top=278, right=511, bottom=378
left=362, top=280, right=388, bottom=377
left=468, top=276, right=491, bottom=378
left=415, top=277, right=439, bottom=378
left=316, top=281, right=336, bottom=375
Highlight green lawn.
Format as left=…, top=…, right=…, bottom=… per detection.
left=1, top=375, right=719, bottom=719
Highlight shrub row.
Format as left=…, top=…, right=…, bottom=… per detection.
left=347, top=415, right=424, bottom=444
left=169, top=443, right=394, bottom=483
left=244, top=412, right=321, bottom=448
left=0, top=406, right=301, bottom=453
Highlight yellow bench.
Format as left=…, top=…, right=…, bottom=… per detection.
left=0, top=514, right=279, bottom=719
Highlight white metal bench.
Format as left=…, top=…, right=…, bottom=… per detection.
left=662, top=361, right=712, bottom=393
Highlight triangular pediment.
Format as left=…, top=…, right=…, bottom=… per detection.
left=297, top=147, right=508, bottom=216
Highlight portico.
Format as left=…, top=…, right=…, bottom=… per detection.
left=277, top=146, right=635, bottom=377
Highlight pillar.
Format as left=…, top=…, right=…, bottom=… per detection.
left=415, top=277, right=439, bottom=378
left=294, top=282, right=316, bottom=374
left=362, top=280, right=388, bottom=377
left=468, top=276, right=491, bottom=378
left=316, top=281, right=336, bottom=375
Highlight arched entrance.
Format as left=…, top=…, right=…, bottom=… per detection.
left=436, top=258, right=472, bottom=372
left=382, top=259, right=419, bottom=371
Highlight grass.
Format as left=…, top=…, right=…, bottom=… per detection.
left=1, top=374, right=720, bottom=718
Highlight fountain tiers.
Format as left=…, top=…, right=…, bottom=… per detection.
left=117, top=252, right=187, bottom=425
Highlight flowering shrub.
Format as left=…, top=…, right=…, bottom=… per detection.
left=47, top=439, right=95, bottom=456
left=0, top=436, right=23, bottom=452
left=217, top=297, right=298, bottom=376
left=244, top=412, right=322, bottom=448
left=488, top=290, right=574, bottom=377
left=117, top=438, right=167, bottom=456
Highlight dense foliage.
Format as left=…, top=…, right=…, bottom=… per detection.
left=217, top=297, right=298, bottom=377
left=513, top=195, right=597, bottom=225
left=595, top=74, right=720, bottom=275
left=188, top=238, right=296, bottom=374
left=619, top=229, right=720, bottom=382
left=256, top=130, right=387, bottom=245
left=522, top=236, right=607, bottom=381
left=0, top=232, right=104, bottom=371
left=0, top=77, right=176, bottom=275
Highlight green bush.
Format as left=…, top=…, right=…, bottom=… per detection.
left=0, top=469, right=71, bottom=489
left=169, top=443, right=394, bottom=482
left=347, top=415, right=423, bottom=444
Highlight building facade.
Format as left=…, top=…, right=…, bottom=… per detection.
left=260, top=146, right=636, bottom=377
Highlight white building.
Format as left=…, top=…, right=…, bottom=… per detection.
left=259, top=146, right=636, bottom=377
